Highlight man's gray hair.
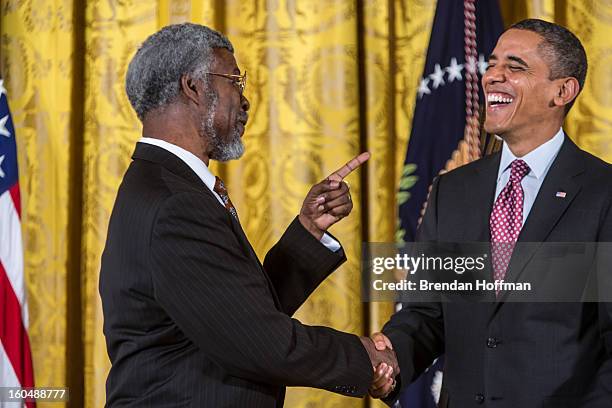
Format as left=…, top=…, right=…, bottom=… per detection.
left=126, top=23, right=234, bottom=121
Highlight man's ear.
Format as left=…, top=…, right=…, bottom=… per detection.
left=180, top=74, right=200, bottom=105
left=553, top=77, right=580, bottom=109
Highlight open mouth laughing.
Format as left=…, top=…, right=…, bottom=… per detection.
left=487, top=92, right=514, bottom=109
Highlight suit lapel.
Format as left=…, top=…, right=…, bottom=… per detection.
left=467, top=154, right=500, bottom=304
left=229, top=215, right=264, bottom=267
left=225, top=213, right=283, bottom=308
left=443, top=154, right=500, bottom=304
left=494, top=137, right=585, bottom=304
left=463, top=152, right=500, bottom=242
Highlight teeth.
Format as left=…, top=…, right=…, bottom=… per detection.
left=487, top=94, right=513, bottom=104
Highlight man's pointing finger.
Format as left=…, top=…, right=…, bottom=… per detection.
left=328, top=151, right=371, bottom=182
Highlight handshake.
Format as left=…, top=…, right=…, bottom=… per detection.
left=359, top=332, right=399, bottom=399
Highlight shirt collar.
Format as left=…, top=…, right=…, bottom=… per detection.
left=497, top=128, right=565, bottom=182
left=138, top=137, right=216, bottom=192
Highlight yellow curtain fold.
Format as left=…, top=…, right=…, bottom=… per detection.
left=1, top=1, right=610, bottom=408
left=362, top=1, right=436, bottom=405
left=81, top=2, right=158, bottom=406
left=562, top=1, right=612, bottom=163
left=220, top=1, right=365, bottom=406
left=0, top=2, right=75, bottom=407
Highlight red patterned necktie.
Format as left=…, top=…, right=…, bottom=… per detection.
left=489, top=159, right=530, bottom=294
left=213, top=176, right=239, bottom=220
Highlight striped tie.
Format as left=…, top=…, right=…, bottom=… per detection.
left=213, top=176, right=239, bottom=220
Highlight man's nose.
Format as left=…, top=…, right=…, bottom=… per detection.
left=483, top=65, right=504, bottom=86
left=241, top=94, right=250, bottom=112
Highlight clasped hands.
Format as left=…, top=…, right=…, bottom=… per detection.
left=360, top=332, right=398, bottom=399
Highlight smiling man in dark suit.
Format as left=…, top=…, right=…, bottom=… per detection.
left=99, top=23, right=398, bottom=407
left=369, top=19, right=612, bottom=407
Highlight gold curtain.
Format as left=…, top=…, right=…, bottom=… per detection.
left=1, top=1, right=610, bottom=407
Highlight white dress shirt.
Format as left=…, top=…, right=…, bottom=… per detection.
left=139, top=137, right=341, bottom=252
left=494, top=128, right=565, bottom=226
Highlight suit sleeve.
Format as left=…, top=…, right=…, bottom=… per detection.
left=263, top=217, right=346, bottom=316
left=381, top=176, right=446, bottom=404
left=582, top=194, right=612, bottom=406
left=149, top=192, right=372, bottom=396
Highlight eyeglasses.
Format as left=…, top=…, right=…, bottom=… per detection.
left=205, top=71, right=247, bottom=94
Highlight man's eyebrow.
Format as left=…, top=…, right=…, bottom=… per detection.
left=487, top=54, right=529, bottom=68
left=508, top=55, right=529, bottom=67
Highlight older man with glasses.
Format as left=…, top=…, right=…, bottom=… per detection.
left=99, top=22, right=395, bottom=407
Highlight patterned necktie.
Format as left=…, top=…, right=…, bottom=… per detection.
left=489, top=159, right=530, bottom=293
left=213, top=176, right=239, bottom=220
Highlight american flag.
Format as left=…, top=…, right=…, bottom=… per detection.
left=0, top=78, right=36, bottom=407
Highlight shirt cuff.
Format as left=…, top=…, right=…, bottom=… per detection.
left=320, top=232, right=341, bottom=252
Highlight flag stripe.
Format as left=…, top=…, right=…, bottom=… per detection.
left=0, top=322, right=35, bottom=408
left=0, top=340, right=21, bottom=390
left=0, top=261, right=35, bottom=389
left=0, top=191, right=26, bottom=322
left=9, top=183, right=20, bottom=218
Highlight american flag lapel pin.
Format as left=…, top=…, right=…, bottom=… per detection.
left=556, top=191, right=567, bottom=198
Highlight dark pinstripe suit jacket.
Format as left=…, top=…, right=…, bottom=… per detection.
left=99, top=143, right=373, bottom=407
left=383, top=137, right=612, bottom=408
